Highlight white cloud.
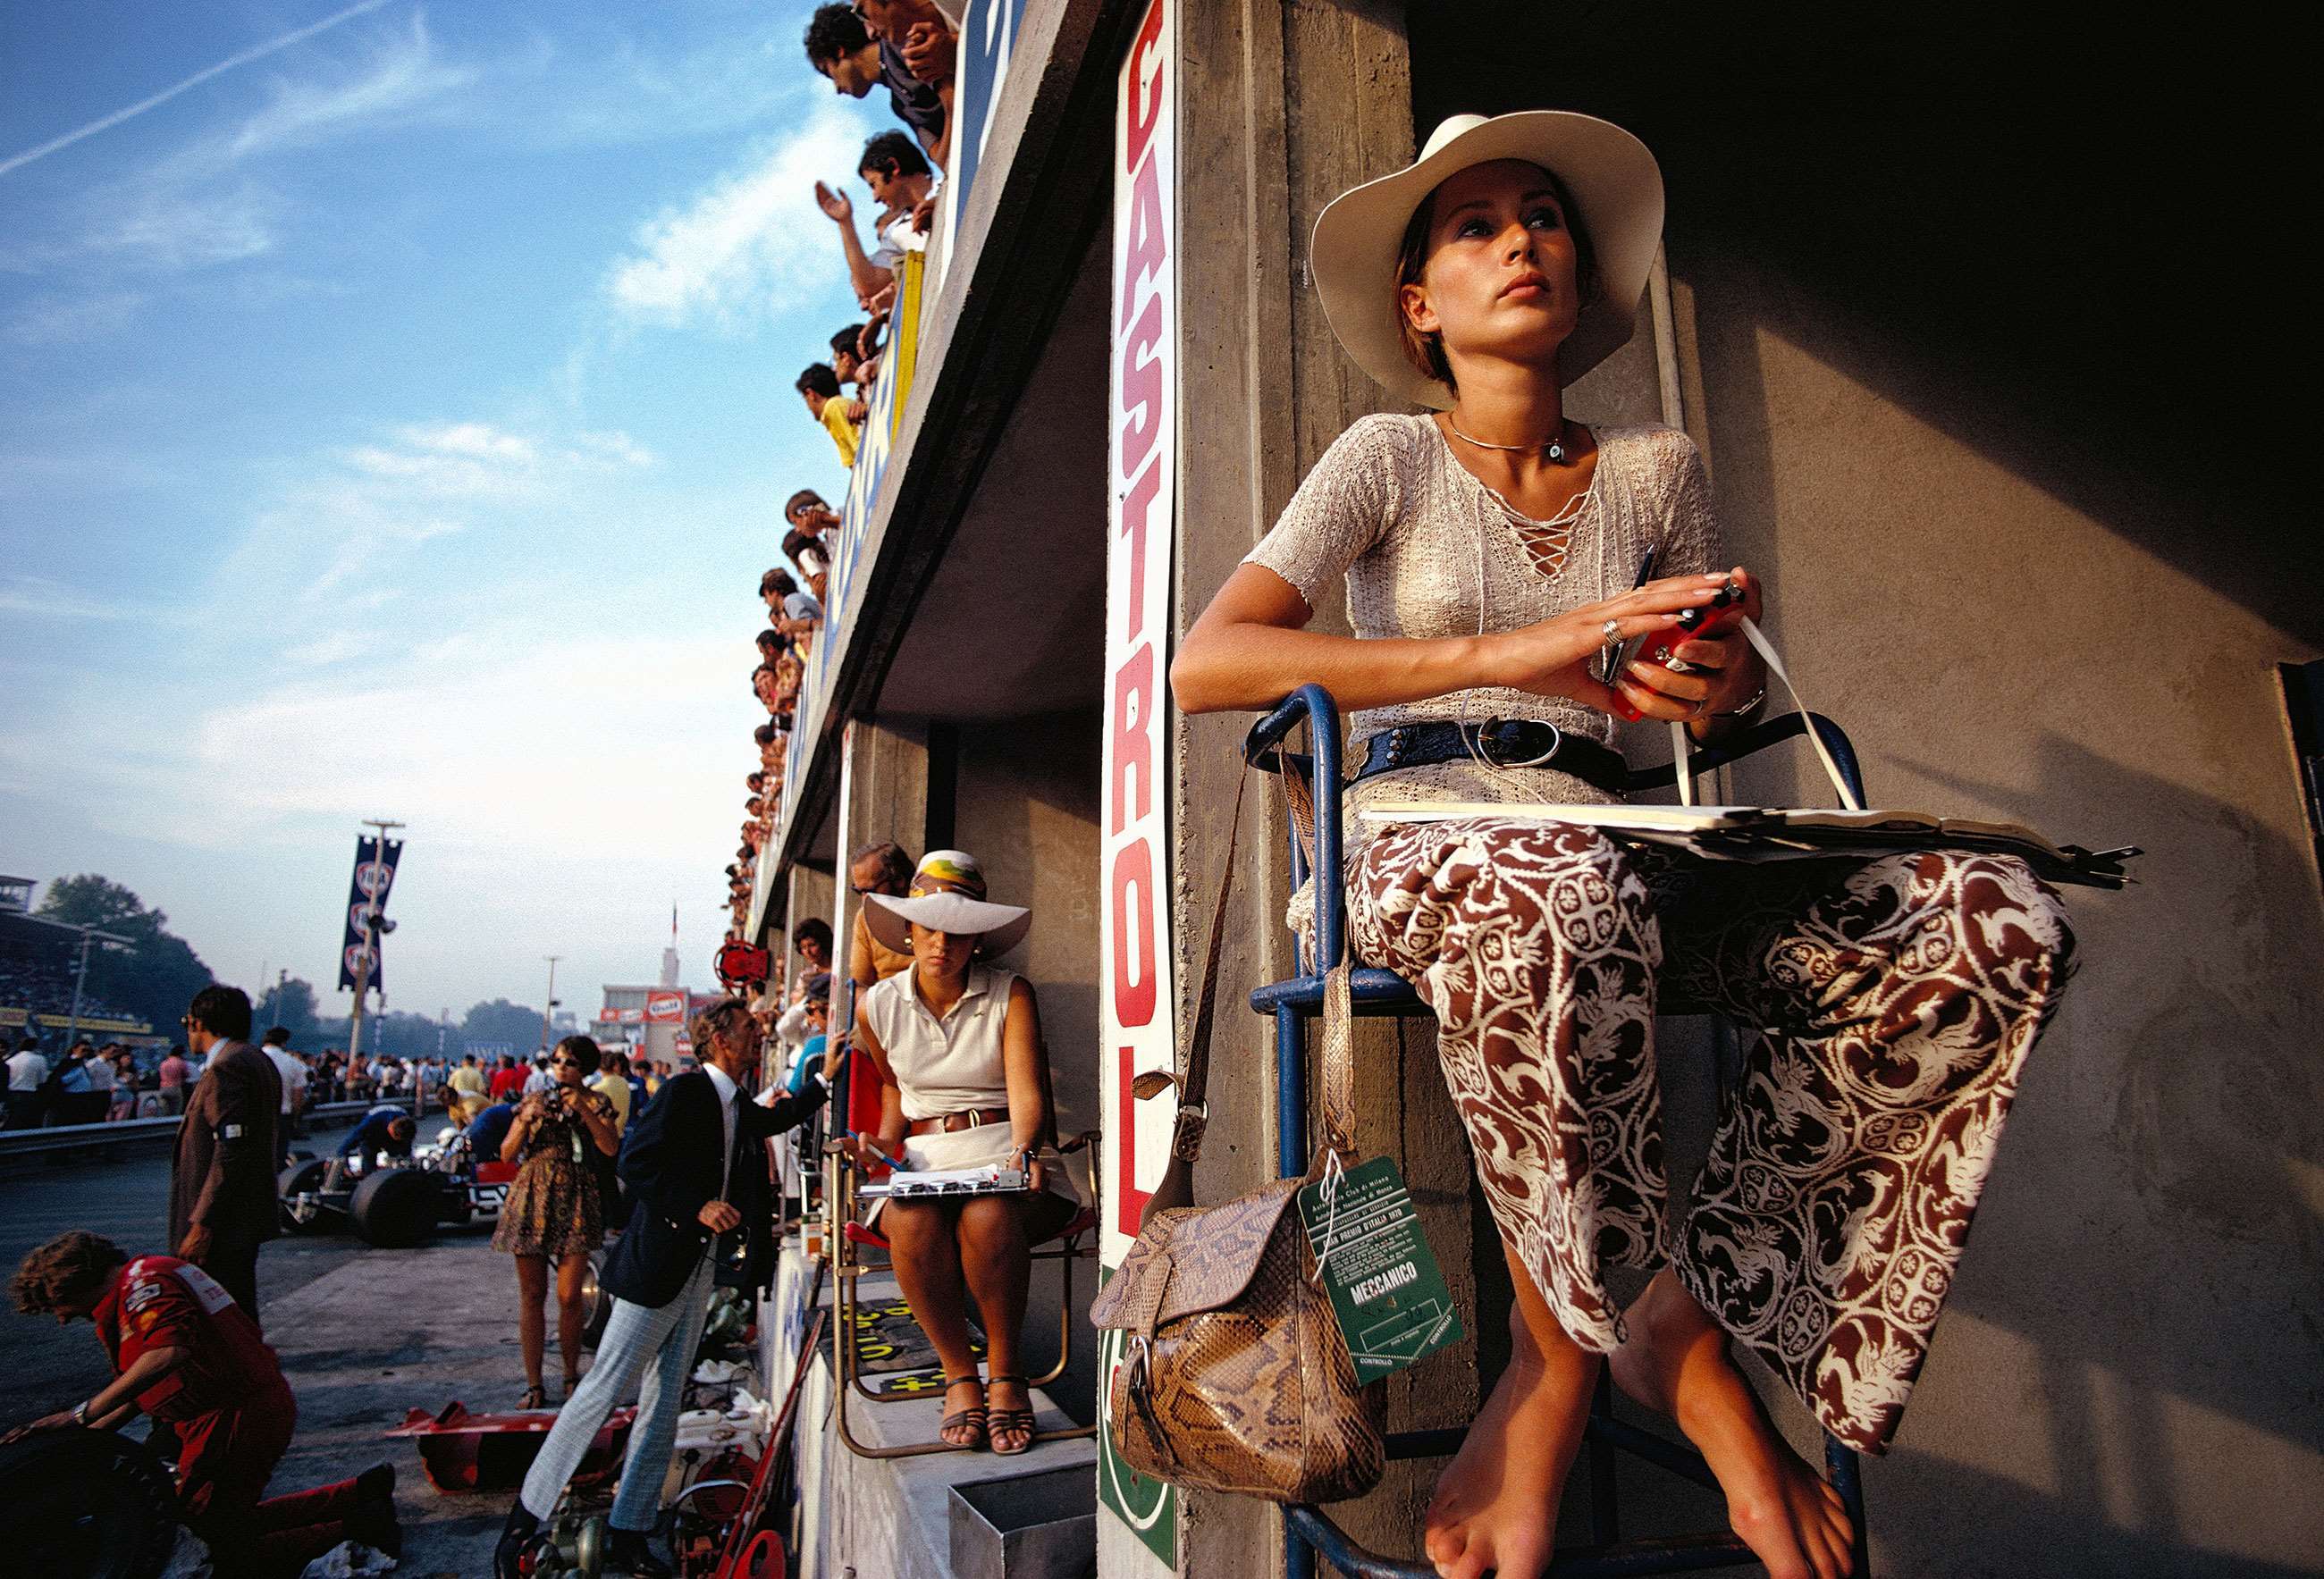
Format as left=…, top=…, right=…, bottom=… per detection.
left=282, top=632, right=373, bottom=668
left=82, top=181, right=280, bottom=269
left=223, top=11, right=476, bottom=161
left=408, top=423, right=538, bottom=463
left=0, top=576, right=181, bottom=623
left=605, top=96, right=874, bottom=332
left=179, top=632, right=749, bottom=860
left=336, top=421, right=653, bottom=503
left=6, top=290, right=148, bottom=346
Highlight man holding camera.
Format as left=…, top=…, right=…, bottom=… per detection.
left=495, top=999, right=824, bottom=1578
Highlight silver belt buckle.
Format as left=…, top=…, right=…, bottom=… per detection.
left=1478, top=716, right=1563, bottom=769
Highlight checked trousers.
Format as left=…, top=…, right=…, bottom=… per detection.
left=519, top=1256, right=716, bottom=1531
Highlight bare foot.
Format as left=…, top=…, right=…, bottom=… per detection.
left=1612, top=1272, right=1854, bottom=1579
left=1422, top=1310, right=1596, bottom=1579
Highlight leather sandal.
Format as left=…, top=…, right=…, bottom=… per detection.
left=938, top=1373, right=987, bottom=1449
left=985, top=1373, right=1035, bottom=1456
left=518, top=1383, right=548, bottom=1411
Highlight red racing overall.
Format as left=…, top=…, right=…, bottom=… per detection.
left=96, top=1256, right=366, bottom=1576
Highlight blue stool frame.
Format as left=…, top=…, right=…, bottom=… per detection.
left=1242, top=685, right=1874, bottom=1579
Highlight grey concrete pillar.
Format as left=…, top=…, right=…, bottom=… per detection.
left=1168, top=2, right=1478, bottom=1571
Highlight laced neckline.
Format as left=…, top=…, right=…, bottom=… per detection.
left=1429, top=418, right=1601, bottom=581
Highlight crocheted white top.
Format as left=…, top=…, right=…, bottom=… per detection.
left=1242, top=414, right=1721, bottom=832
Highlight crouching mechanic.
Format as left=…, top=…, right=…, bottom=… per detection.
left=497, top=997, right=825, bottom=1578
left=341, top=1103, right=417, bottom=1165
left=6, top=1231, right=400, bottom=1575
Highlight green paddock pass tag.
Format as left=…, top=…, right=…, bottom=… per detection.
left=1296, top=1155, right=1463, bottom=1382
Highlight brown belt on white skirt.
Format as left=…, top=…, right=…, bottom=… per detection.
left=907, top=1106, right=1011, bottom=1137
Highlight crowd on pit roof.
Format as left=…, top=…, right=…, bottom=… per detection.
left=726, top=2, right=964, bottom=945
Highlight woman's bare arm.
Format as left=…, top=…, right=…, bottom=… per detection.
left=1000, top=978, right=1049, bottom=1190
left=1169, top=561, right=1728, bottom=718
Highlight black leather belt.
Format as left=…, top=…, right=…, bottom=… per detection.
left=1351, top=719, right=1628, bottom=797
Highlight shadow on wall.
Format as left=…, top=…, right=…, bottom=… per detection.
left=1881, top=728, right=2323, bottom=1571
left=1410, top=1, right=2319, bottom=643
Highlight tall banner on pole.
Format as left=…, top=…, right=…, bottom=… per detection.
left=336, top=836, right=402, bottom=992
left=1096, top=0, right=1178, bottom=1566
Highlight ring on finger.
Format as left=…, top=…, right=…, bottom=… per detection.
left=1601, top=618, right=1622, bottom=643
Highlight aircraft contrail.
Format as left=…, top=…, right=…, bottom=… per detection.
left=0, top=0, right=396, bottom=179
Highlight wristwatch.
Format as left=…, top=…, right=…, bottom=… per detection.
left=71, top=1399, right=92, bottom=1427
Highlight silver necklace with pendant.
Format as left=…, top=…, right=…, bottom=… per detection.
left=1447, top=417, right=1569, bottom=464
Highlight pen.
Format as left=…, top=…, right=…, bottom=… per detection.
left=1601, top=544, right=1661, bottom=692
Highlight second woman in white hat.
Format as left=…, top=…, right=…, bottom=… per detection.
left=850, top=850, right=1086, bottom=1457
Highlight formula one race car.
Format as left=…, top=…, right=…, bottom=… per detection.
left=277, top=1126, right=515, bottom=1247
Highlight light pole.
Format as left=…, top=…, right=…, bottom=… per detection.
left=345, top=817, right=405, bottom=1065
left=539, top=955, right=562, bottom=1053
left=63, top=925, right=133, bottom=1049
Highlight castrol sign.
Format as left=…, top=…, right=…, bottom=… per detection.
left=1099, top=0, right=1176, bottom=1273
left=1097, top=0, right=1178, bottom=1566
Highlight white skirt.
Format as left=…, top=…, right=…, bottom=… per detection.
left=862, top=1120, right=1085, bottom=1229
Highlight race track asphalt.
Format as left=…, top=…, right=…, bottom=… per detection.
left=0, top=1114, right=527, bottom=1575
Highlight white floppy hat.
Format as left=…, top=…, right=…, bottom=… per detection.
left=863, top=849, right=1031, bottom=958
left=1309, top=111, right=1665, bottom=409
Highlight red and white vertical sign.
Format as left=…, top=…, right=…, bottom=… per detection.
left=1098, top=0, right=1176, bottom=1272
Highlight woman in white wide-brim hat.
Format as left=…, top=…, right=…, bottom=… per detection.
left=848, top=850, right=1085, bottom=1457
left=1172, top=113, right=2075, bottom=1579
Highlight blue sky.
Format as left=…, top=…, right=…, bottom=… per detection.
left=0, top=1, right=878, bottom=1018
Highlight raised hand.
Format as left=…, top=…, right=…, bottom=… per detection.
left=813, top=180, right=854, bottom=224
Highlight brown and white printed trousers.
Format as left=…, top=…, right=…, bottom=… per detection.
left=1348, top=819, right=2076, bottom=1452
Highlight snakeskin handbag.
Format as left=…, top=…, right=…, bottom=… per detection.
left=1090, top=775, right=1385, bottom=1502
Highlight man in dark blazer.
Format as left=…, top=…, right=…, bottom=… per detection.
left=170, top=986, right=282, bottom=1327
left=498, top=997, right=822, bottom=1579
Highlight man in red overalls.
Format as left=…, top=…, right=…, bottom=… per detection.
left=5, top=1230, right=400, bottom=1575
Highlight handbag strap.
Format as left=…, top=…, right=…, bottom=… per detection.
left=1137, top=755, right=1359, bottom=1224
left=1669, top=616, right=1863, bottom=812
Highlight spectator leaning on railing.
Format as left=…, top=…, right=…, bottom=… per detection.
left=813, top=130, right=938, bottom=315
left=853, top=0, right=957, bottom=175
left=803, top=3, right=949, bottom=170
left=829, top=322, right=874, bottom=397
left=796, top=363, right=863, bottom=468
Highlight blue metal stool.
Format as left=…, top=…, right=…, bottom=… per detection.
left=1242, top=685, right=1874, bottom=1579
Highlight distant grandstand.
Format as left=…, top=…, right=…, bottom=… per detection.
left=0, top=880, right=150, bottom=1042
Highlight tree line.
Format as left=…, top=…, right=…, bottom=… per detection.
left=31, top=875, right=549, bottom=1055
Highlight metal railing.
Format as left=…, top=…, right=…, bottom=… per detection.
left=0, top=1096, right=422, bottom=1163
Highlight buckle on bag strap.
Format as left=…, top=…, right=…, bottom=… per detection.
left=1124, top=1337, right=1182, bottom=1470
left=1169, top=1102, right=1208, bottom=1162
